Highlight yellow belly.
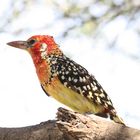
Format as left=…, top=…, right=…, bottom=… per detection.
left=43, top=78, right=103, bottom=114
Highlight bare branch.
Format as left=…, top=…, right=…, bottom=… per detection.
left=0, top=108, right=139, bottom=140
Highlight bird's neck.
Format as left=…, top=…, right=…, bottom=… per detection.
left=29, top=51, right=50, bottom=84
left=29, top=46, right=63, bottom=84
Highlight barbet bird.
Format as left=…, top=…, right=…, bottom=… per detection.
left=7, top=35, right=125, bottom=125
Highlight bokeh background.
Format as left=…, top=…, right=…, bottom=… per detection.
left=0, top=0, right=140, bottom=128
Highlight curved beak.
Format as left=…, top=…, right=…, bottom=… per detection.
left=7, top=41, right=28, bottom=50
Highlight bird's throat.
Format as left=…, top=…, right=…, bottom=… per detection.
left=30, top=51, right=50, bottom=84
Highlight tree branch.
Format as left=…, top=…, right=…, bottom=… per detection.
left=0, top=108, right=139, bottom=140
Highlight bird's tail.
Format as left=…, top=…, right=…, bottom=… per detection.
left=110, top=114, right=125, bottom=125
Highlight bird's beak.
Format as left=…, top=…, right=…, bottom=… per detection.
left=7, top=41, right=28, bottom=50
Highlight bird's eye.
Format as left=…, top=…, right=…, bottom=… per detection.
left=27, top=39, right=36, bottom=46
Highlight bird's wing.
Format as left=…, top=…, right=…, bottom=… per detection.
left=55, top=56, right=116, bottom=114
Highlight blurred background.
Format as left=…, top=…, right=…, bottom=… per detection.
left=0, top=0, right=140, bottom=128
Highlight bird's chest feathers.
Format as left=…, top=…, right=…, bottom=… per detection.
left=35, top=61, right=50, bottom=83
left=31, top=54, right=50, bottom=83
left=30, top=48, right=51, bottom=83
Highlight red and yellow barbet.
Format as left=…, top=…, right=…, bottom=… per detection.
left=7, top=35, right=125, bottom=125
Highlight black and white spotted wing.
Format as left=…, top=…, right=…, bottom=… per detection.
left=50, top=55, right=115, bottom=112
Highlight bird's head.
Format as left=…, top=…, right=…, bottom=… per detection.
left=7, top=35, right=62, bottom=58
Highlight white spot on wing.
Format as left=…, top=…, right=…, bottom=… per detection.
left=93, top=81, right=97, bottom=85
left=89, top=91, right=93, bottom=97
left=77, top=87, right=82, bottom=94
left=83, top=77, right=86, bottom=82
left=51, top=60, right=57, bottom=64
left=79, top=77, right=83, bottom=82
left=66, top=71, right=69, bottom=74
left=87, top=91, right=93, bottom=99
left=97, top=97, right=101, bottom=103
left=107, top=101, right=112, bottom=105
left=100, top=88, right=104, bottom=93
left=74, top=79, right=78, bottom=83
left=91, top=83, right=94, bottom=88
left=83, top=86, right=87, bottom=90
left=68, top=77, right=72, bottom=81
left=61, top=75, right=65, bottom=80
left=73, top=72, right=78, bottom=75
left=92, top=86, right=98, bottom=91
left=100, top=93, right=105, bottom=98
left=87, top=85, right=91, bottom=90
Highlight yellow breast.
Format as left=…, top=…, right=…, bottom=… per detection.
left=43, top=77, right=104, bottom=114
